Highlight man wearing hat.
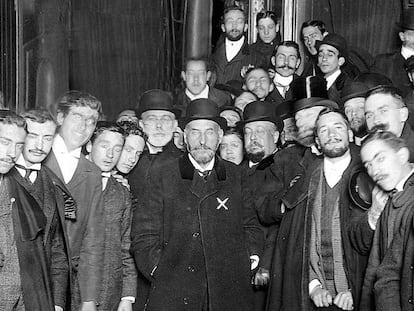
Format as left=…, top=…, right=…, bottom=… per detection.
left=131, top=98, right=263, bottom=311
left=403, top=55, right=414, bottom=128
left=275, top=99, right=298, bottom=148
left=128, top=89, right=183, bottom=310
left=266, top=109, right=369, bottom=311
left=240, top=101, right=284, bottom=310
left=372, top=10, right=414, bottom=96
left=316, top=33, right=352, bottom=104
left=341, top=81, right=369, bottom=145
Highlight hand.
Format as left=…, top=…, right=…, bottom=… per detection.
left=310, top=286, right=333, bottom=308
left=368, top=186, right=388, bottom=229
left=79, top=301, right=97, bottom=311
left=112, top=172, right=130, bottom=190
left=334, top=290, right=354, bottom=310
left=250, top=255, right=260, bottom=270
left=117, top=300, right=133, bottom=311
left=55, top=306, right=63, bottom=311
left=253, top=267, right=270, bottom=287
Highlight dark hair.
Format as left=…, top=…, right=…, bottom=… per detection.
left=365, top=85, right=405, bottom=108
left=221, top=6, right=246, bottom=24
left=273, top=41, right=301, bottom=59
left=182, top=57, right=210, bottom=72
left=22, top=108, right=55, bottom=124
left=300, top=20, right=327, bottom=39
left=0, top=109, right=26, bottom=130
left=223, top=126, right=244, bottom=141
left=55, top=90, right=102, bottom=117
left=244, top=66, right=270, bottom=82
left=117, top=120, right=147, bottom=141
left=256, top=10, right=279, bottom=26
left=314, top=107, right=350, bottom=136
left=362, top=131, right=407, bottom=153
left=90, top=121, right=125, bottom=143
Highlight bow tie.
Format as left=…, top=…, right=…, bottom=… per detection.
left=15, top=164, right=39, bottom=182
left=196, top=169, right=212, bottom=181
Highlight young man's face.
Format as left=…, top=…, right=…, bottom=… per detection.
left=23, top=119, right=56, bottom=165
left=400, top=29, right=414, bottom=50
left=182, top=60, right=211, bottom=96
left=272, top=45, right=300, bottom=77
left=245, top=69, right=272, bottom=100
left=317, top=44, right=344, bottom=77
left=57, top=106, right=99, bottom=151
left=90, top=130, right=124, bottom=172
left=221, top=9, right=248, bottom=41
left=0, top=123, right=26, bottom=174
left=116, top=134, right=145, bottom=174
left=257, top=17, right=278, bottom=44
left=302, top=26, right=324, bottom=55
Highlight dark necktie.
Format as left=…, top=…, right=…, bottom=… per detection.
left=274, top=81, right=289, bottom=98
left=197, top=169, right=211, bottom=181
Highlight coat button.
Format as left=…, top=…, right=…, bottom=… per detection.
left=410, top=265, right=413, bottom=270
left=409, top=297, right=413, bottom=304
left=183, top=297, right=189, bottom=304
left=192, top=232, right=200, bottom=238
left=188, top=266, right=195, bottom=272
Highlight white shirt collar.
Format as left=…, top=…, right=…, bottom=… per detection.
left=185, top=85, right=209, bottom=101
left=401, top=46, right=414, bottom=60
left=52, top=134, right=81, bottom=159
left=395, top=165, right=414, bottom=192
left=323, top=150, right=352, bottom=188
left=188, top=153, right=215, bottom=173
left=273, top=73, right=294, bottom=86
left=325, top=69, right=342, bottom=89
left=16, top=154, right=41, bottom=170
left=225, top=37, right=245, bottom=62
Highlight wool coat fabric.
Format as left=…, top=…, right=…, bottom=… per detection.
left=327, top=71, right=352, bottom=107
left=98, top=176, right=137, bottom=310
left=45, top=152, right=104, bottom=309
left=211, top=36, right=267, bottom=85
left=266, top=74, right=299, bottom=108
left=10, top=166, right=71, bottom=307
left=131, top=154, right=263, bottom=311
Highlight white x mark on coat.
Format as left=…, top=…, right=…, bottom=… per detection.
left=216, top=197, right=229, bottom=210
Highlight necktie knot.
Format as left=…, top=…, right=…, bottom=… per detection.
left=197, top=169, right=211, bottom=181
left=15, top=164, right=37, bottom=182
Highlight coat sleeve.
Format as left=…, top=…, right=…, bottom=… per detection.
left=78, top=176, right=104, bottom=302
left=121, top=191, right=138, bottom=298
left=347, top=214, right=375, bottom=256
left=130, top=169, right=163, bottom=281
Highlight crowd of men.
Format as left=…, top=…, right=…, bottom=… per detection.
left=2, top=4, right=414, bottom=311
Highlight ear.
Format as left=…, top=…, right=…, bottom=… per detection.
left=400, top=106, right=409, bottom=122
left=268, top=82, right=275, bottom=93
left=221, top=23, right=226, bottom=33
left=348, top=129, right=354, bottom=143
left=138, top=120, right=145, bottom=129
left=181, top=71, right=186, bottom=82
left=315, top=136, right=321, bottom=150
left=271, top=56, right=276, bottom=67
left=273, top=131, right=280, bottom=145
left=206, top=70, right=212, bottom=82
left=56, top=112, right=65, bottom=126
left=243, top=23, right=248, bottom=33
left=275, top=23, right=280, bottom=33
left=218, top=128, right=224, bottom=144
left=295, top=58, right=301, bottom=69
left=399, top=31, right=406, bottom=43
left=86, top=141, right=92, bottom=154
left=397, top=147, right=410, bottom=164
left=173, top=120, right=178, bottom=129
left=338, top=57, right=345, bottom=67
left=183, top=128, right=188, bottom=145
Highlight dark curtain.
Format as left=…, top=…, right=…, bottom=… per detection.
left=309, top=0, right=403, bottom=57
left=69, top=0, right=184, bottom=120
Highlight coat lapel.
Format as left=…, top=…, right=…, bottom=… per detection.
left=66, top=155, right=91, bottom=190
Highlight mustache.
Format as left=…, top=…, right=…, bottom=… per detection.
left=192, top=145, right=214, bottom=152
left=247, top=141, right=264, bottom=149
left=369, top=123, right=388, bottom=133
left=0, top=157, right=15, bottom=164
left=276, top=64, right=296, bottom=70
left=29, top=148, right=47, bottom=155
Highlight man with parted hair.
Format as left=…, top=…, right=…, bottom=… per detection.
left=244, top=67, right=274, bottom=102
left=0, top=110, right=57, bottom=310
left=45, top=90, right=105, bottom=311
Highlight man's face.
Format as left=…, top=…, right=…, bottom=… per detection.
left=184, top=120, right=223, bottom=166
left=90, top=130, right=124, bottom=172
left=234, top=92, right=257, bottom=111
left=344, top=97, right=367, bottom=136
left=302, top=26, right=324, bottom=55
left=318, top=44, right=344, bottom=76
left=365, top=94, right=407, bottom=137
left=282, top=117, right=298, bottom=142
left=181, top=60, right=211, bottom=96
left=57, top=106, right=99, bottom=151
left=116, top=134, right=145, bottom=174
left=0, top=123, right=26, bottom=174
left=220, top=110, right=241, bottom=127
left=117, top=110, right=138, bottom=125
left=361, top=139, right=409, bottom=191
left=245, top=69, right=272, bottom=100
left=244, top=121, right=278, bottom=163
left=221, top=9, right=247, bottom=41
left=139, top=110, right=177, bottom=148
left=23, top=120, right=56, bottom=165
left=400, top=29, right=414, bottom=50
left=295, top=106, right=325, bottom=147
left=219, top=133, right=244, bottom=165
left=257, top=17, right=278, bottom=44
left=315, top=112, right=351, bottom=158
left=273, top=45, right=300, bottom=77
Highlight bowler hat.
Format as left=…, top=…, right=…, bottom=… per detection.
left=316, top=33, right=349, bottom=59
left=341, top=81, right=369, bottom=104
left=291, top=76, right=332, bottom=112
left=275, top=100, right=294, bottom=120
left=397, top=10, right=414, bottom=31
left=354, top=72, right=393, bottom=91
left=136, top=89, right=178, bottom=117
left=241, top=101, right=284, bottom=132
left=348, top=166, right=375, bottom=210
left=180, top=98, right=227, bottom=130
left=405, top=55, right=414, bottom=71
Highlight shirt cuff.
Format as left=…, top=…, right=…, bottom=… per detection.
left=121, top=296, right=135, bottom=303
left=309, top=279, right=322, bottom=296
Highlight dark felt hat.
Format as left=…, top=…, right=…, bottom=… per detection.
left=341, top=81, right=369, bottom=104
left=316, top=33, right=349, bottom=59
left=354, top=72, right=393, bottom=91
left=136, top=89, right=179, bottom=117
left=240, top=101, right=284, bottom=132
left=291, top=76, right=332, bottom=112
left=348, top=166, right=375, bottom=211
left=397, top=10, right=414, bottom=31
left=405, top=55, right=414, bottom=71
left=214, top=80, right=244, bottom=97
left=180, top=98, right=227, bottom=130
left=275, top=100, right=295, bottom=120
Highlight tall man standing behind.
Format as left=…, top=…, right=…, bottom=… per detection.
left=45, top=90, right=104, bottom=311
left=131, top=99, right=263, bottom=311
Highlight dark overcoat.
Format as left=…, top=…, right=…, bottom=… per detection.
left=266, top=74, right=299, bottom=108
left=131, top=154, right=263, bottom=311
left=266, top=146, right=369, bottom=311
left=327, top=71, right=352, bottom=105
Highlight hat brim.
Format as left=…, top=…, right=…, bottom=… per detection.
left=341, top=91, right=367, bottom=105
left=348, top=168, right=375, bottom=210
left=396, top=22, right=414, bottom=31
left=179, top=116, right=228, bottom=131
left=315, top=40, right=348, bottom=59
left=293, top=97, right=338, bottom=113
